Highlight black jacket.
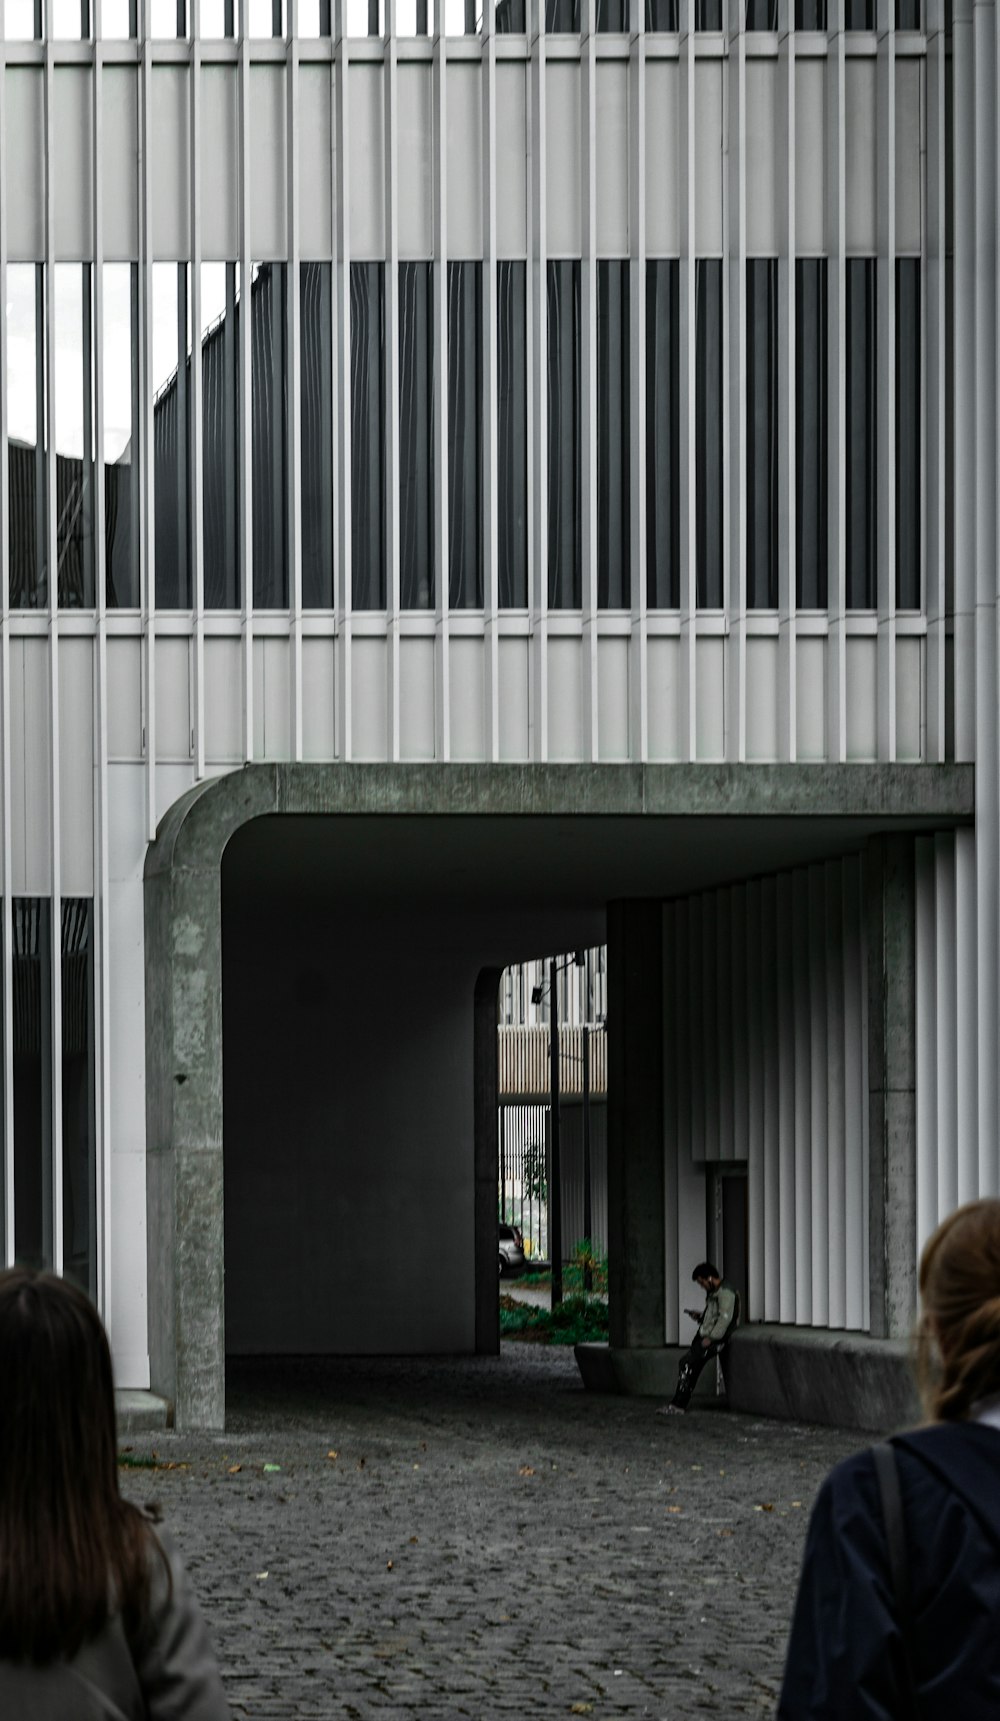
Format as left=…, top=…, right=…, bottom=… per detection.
left=778, top=1421, right=1000, bottom=1719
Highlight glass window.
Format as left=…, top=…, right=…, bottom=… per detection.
left=298, top=0, right=331, bottom=31
left=498, top=260, right=528, bottom=608
left=201, top=0, right=235, bottom=35
left=7, top=265, right=47, bottom=611
left=844, top=0, right=873, bottom=24
left=846, top=257, right=876, bottom=609
left=50, top=0, right=90, bottom=35
left=695, top=0, right=722, bottom=25
left=13, top=899, right=51, bottom=1272
left=597, top=260, right=630, bottom=608
left=250, top=263, right=288, bottom=609
left=547, top=259, right=581, bottom=609
left=61, top=899, right=95, bottom=1299
left=399, top=261, right=435, bottom=610
left=300, top=263, right=334, bottom=609
left=795, top=258, right=828, bottom=609
left=5, top=0, right=42, bottom=38
left=895, top=0, right=920, bottom=25
left=746, top=0, right=776, bottom=24
left=546, top=0, right=579, bottom=27
left=596, top=0, right=628, bottom=28
left=150, top=0, right=187, bottom=32
left=747, top=257, right=778, bottom=609
left=646, top=258, right=679, bottom=609
left=103, top=264, right=140, bottom=609
left=695, top=258, right=723, bottom=608
left=152, top=264, right=192, bottom=609
left=644, top=0, right=677, bottom=25
left=447, top=262, right=483, bottom=610
left=351, top=262, right=385, bottom=609
left=102, top=0, right=137, bottom=33
left=495, top=0, right=525, bottom=26
left=896, top=258, right=920, bottom=610
left=397, top=0, right=431, bottom=32
left=54, top=265, right=95, bottom=610
left=794, top=0, right=825, bottom=22
left=247, top=0, right=284, bottom=34
left=201, top=262, right=241, bottom=609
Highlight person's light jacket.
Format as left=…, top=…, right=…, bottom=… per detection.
left=0, top=1523, right=231, bottom=1721
left=698, top=1280, right=737, bottom=1345
left=778, top=1419, right=1000, bottom=1719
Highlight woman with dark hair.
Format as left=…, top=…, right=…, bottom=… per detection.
left=0, top=1267, right=230, bottom=1719
left=778, top=1198, right=1000, bottom=1718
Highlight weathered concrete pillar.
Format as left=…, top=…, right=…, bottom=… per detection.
left=607, top=899, right=666, bottom=1348
left=866, top=835, right=918, bottom=1339
left=474, top=968, right=503, bottom=1354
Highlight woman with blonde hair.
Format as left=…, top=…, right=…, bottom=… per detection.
left=0, top=1267, right=231, bottom=1720
left=778, top=1197, right=1000, bottom=1718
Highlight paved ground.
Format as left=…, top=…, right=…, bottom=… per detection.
left=119, top=1346, right=865, bottom=1720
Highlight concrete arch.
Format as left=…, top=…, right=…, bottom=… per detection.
left=144, top=761, right=974, bottom=1428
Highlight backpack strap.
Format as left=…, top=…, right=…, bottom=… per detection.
left=872, top=1441, right=919, bottom=1713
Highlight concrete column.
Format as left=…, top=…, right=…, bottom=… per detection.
left=607, top=900, right=666, bottom=1349
left=474, top=968, right=503, bottom=1355
left=866, top=835, right=917, bottom=1339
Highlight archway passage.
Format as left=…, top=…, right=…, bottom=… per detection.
left=144, top=762, right=971, bottom=1428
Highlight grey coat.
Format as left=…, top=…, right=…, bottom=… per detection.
left=0, top=1524, right=231, bottom=1721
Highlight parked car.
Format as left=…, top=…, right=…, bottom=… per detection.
left=499, top=1223, right=526, bottom=1277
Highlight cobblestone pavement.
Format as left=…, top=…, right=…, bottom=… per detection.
left=120, top=1346, right=866, bottom=1721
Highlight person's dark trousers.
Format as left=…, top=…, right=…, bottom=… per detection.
left=671, top=1340, right=724, bottom=1409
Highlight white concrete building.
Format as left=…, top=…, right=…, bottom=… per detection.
left=0, top=0, right=989, bottom=1427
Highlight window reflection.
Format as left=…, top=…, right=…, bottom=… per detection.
left=13, top=899, right=51, bottom=1272
left=495, top=0, right=525, bottom=28
left=644, top=0, right=677, bottom=25
left=497, top=261, right=527, bottom=608
left=251, top=263, right=288, bottom=609
left=896, top=258, right=920, bottom=610
left=301, top=263, right=334, bottom=608
left=351, top=262, right=385, bottom=609
left=5, top=0, right=42, bottom=39
left=54, top=265, right=95, bottom=609
left=103, top=264, right=140, bottom=608
left=695, top=257, right=723, bottom=608
left=150, top=0, right=187, bottom=34
left=646, top=258, right=679, bottom=608
left=448, top=263, right=482, bottom=609
left=153, top=263, right=192, bottom=609
left=547, top=259, right=581, bottom=608
left=399, top=262, right=434, bottom=610
left=846, top=257, right=876, bottom=609
left=61, top=899, right=96, bottom=1300
left=202, top=262, right=241, bottom=609
left=7, top=265, right=48, bottom=610
left=795, top=258, right=827, bottom=609
left=747, top=257, right=778, bottom=609
left=50, top=0, right=89, bottom=36
left=597, top=259, right=629, bottom=607
left=102, top=0, right=137, bottom=35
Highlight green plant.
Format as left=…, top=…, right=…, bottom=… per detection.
left=499, top=1292, right=609, bottom=1346
left=571, top=1238, right=608, bottom=1296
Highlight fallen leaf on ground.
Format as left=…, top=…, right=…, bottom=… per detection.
left=570, top=1705, right=594, bottom=1715
left=228, top=1464, right=242, bottom=1474
left=386, top=1560, right=394, bottom=1570
left=518, top=1465, right=535, bottom=1476
left=262, top=1464, right=281, bottom=1474
left=255, top=1572, right=268, bottom=1581
left=666, top=1506, right=683, bottom=1515
left=755, top=1503, right=775, bottom=1512
left=326, top=1450, right=338, bottom=1461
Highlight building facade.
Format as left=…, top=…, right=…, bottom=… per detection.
left=0, top=0, right=989, bottom=1426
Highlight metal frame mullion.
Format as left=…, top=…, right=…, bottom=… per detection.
left=287, top=0, right=304, bottom=759
left=433, top=18, right=450, bottom=759
left=628, top=0, right=648, bottom=763
left=876, top=3, right=897, bottom=759
left=92, top=19, right=113, bottom=1314
left=238, top=13, right=254, bottom=760
left=0, top=60, right=14, bottom=1269
left=777, top=3, right=796, bottom=760
left=482, top=1, right=499, bottom=760
left=385, top=0, right=401, bottom=759
left=925, top=0, right=945, bottom=761
left=679, top=7, right=696, bottom=760
left=727, top=4, right=746, bottom=763
left=43, top=39, right=64, bottom=1275
left=581, top=0, right=598, bottom=761
left=335, top=1, right=353, bottom=758
left=826, top=3, right=847, bottom=761
left=530, top=0, right=548, bottom=761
